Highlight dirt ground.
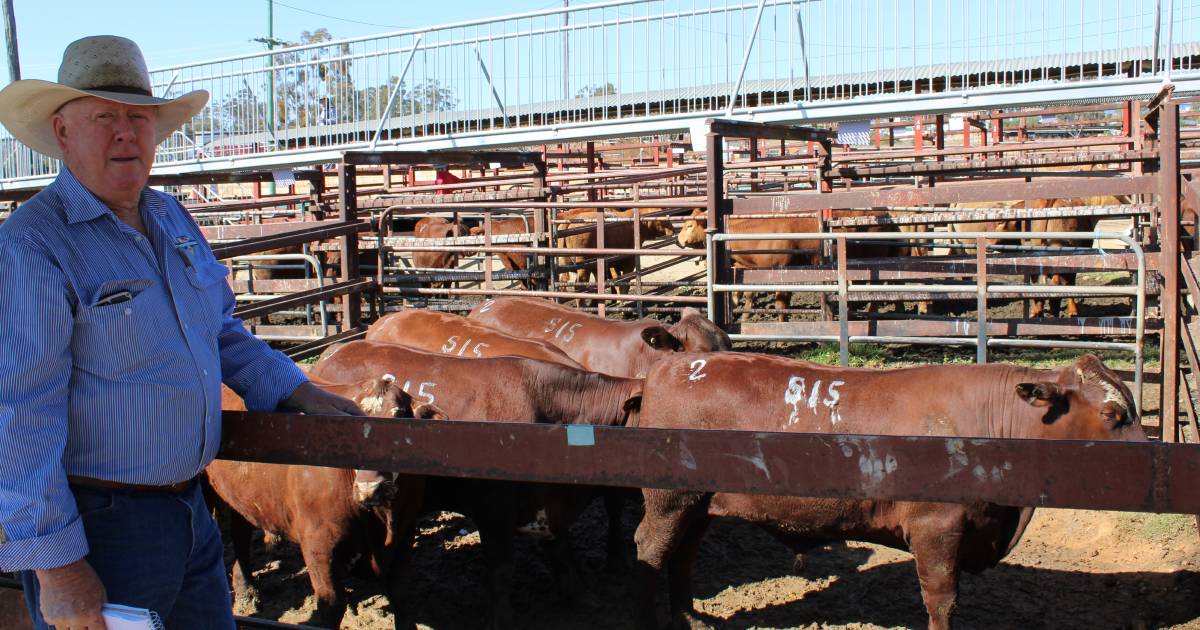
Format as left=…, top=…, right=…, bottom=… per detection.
left=232, top=502, right=1200, bottom=630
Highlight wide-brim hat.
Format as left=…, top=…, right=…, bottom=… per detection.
left=0, top=35, right=208, bottom=160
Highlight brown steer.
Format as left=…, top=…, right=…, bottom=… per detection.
left=555, top=208, right=677, bottom=293
left=365, top=309, right=584, bottom=368
left=677, top=208, right=822, bottom=318
left=467, top=296, right=730, bottom=377
left=210, top=377, right=441, bottom=628
left=310, top=340, right=643, bottom=629
left=412, top=217, right=468, bottom=288
left=632, top=352, right=1144, bottom=630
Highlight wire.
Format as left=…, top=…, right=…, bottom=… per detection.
left=269, top=0, right=410, bottom=30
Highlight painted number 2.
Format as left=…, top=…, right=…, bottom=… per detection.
left=442, top=335, right=489, bottom=357
left=688, top=359, right=707, bottom=382
left=784, top=376, right=845, bottom=426
left=543, top=317, right=583, bottom=343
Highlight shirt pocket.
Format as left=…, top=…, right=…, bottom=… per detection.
left=184, top=260, right=231, bottom=330
left=73, top=278, right=164, bottom=378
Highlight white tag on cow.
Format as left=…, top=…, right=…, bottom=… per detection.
left=837, top=119, right=872, bottom=146
left=272, top=169, right=296, bottom=187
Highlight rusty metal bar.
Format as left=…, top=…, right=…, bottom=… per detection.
left=731, top=176, right=1158, bottom=213
left=836, top=150, right=1155, bottom=179
left=826, top=204, right=1152, bottom=228
left=233, top=278, right=373, bottom=321
left=739, top=318, right=1152, bottom=338
left=706, top=118, right=835, bottom=143
left=385, top=286, right=706, bottom=304
left=1160, top=102, right=1182, bottom=444
left=283, top=326, right=367, bottom=362
left=342, top=150, right=543, bottom=168
left=218, top=411, right=1200, bottom=515
left=210, top=220, right=368, bottom=260
left=338, top=164, right=362, bottom=332
left=976, top=236, right=988, bottom=364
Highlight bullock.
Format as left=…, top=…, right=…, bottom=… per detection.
left=631, top=352, right=1145, bottom=630
left=309, top=341, right=644, bottom=628
left=411, top=216, right=469, bottom=288
left=676, top=208, right=822, bottom=318
left=366, top=308, right=583, bottom=368
left=210, top=377, right=442, bottom=628
left=467, top=296, right=731, bottom=378
left=469, top=214, right=537, bottom=288
left=555, top=208, right=677, bottom=295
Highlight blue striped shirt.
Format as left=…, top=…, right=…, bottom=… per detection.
left=0, top=168, right=307, bottom=571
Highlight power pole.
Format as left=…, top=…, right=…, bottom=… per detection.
left=2, top=0, right=19, bottom=82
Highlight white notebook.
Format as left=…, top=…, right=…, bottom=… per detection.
left=101, top=603, right=164, bottom=630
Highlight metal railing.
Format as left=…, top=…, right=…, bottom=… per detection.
left=2, top=0, right=1199, bottom=186
left=708, top=230, right=1147, bottom=412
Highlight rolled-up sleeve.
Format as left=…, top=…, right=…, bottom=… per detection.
left=0, top=236, right=88, bottom=571
left=211, top=259, right=307, bottom=411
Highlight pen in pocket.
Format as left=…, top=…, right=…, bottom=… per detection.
left=94, top=290, right=133, bottom=307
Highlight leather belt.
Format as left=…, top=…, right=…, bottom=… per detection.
left=68, top=475, right=195, bottom=495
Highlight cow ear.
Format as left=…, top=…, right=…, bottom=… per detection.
left=1015, top=382, right=1064, bottom=407
left=413, top=402, right=448, bottom=420
left=469, top=226, right=483, bottom=236
left=621, top=395, right=643, bottom=427
left=641, top=326, right=684, bottom=351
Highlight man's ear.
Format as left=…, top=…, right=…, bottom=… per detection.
left=1015, top=382, right=1064, bottom=407
left=52, top=112, right=69, bottom=153
left=641, top=326, right=684, bottom=351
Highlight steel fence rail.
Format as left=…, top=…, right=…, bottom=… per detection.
left=1, top=0, right=1198, bottom=187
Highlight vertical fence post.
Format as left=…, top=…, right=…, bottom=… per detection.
left=706, top=128, right=729, bottom=327
left=1159, top=101, right=1181, bottom=443
left=976, top=236, right=988, bottom=364
left=837, top=237, right=849, bottom=367
left=595, top=211, right=606, bottom=317
left=337, top=160, right=361, bottom=332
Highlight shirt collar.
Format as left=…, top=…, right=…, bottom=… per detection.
left=52, top=167, right=164, bottom=225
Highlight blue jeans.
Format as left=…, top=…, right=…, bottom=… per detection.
left=21, top=480, right=235, bottom=629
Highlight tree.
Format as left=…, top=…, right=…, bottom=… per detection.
left=575, top=82, right=616, bottom=98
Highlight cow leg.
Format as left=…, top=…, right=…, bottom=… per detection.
left=666, top=515, right=712, bottom=627
left=908, top=525, right=965, bottom=630
left=1055, top=272, right=1078, bottom=318
left=1027, top=273, right=1048, bottom=318
left=477, top=519, right=519, bottom=630
left=774, top=291, right=789, bottom=322
left=383, top=477, right=426, bottom=630
left=633, top=489, right=711, bottom=630
left=228, top=509, right=260, bottom=613
left=299, top=529, right=348, bottom=629
left=604, top=489, right=631, bottom=573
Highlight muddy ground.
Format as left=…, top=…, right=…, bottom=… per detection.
left=234, top=503, right=1199, bottom=630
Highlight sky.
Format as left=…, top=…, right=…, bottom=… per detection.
left=3, top=0, right=569, bottom=83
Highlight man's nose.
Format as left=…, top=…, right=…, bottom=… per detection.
left=111, top=114, right=139, bottom=141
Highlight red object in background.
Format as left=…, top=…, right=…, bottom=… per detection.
left=434, top=170, right=461, bottom=194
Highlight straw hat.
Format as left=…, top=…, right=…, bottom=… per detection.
left=0, top=35, right=208, bottom=159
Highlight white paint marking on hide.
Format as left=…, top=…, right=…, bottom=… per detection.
left=688, top=359, right=707, bottom=382
left=944, top=439, right=968, bottom=479
left=381, top=373, right=396, bottom=383
left=784, top=376, right=806, bottom=426
left=806, top=379, right=823, bottom=411
left=479, top=299, right=495, bottom=313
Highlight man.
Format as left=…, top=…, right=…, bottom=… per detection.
left=0, top=36, right=362, bottom=628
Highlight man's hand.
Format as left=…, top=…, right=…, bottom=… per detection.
left=36, top=558, right=107, bottom=630
left=280, top=381, right=364, bottom=416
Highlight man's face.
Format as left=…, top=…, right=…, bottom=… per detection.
left=51, top=97, right=157, bottom=209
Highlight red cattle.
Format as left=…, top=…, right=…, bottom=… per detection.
left=555, top=208, right=677, bottom=293
left=411, top=217, right=469, bottom=287
left=676, top=208, right=822, bottom=317
left=467, top=296, right=730, bottom=378
left=309, top=341, right=643, bottom=628
left=469, top=214, right=537, bottom=287
left=366, top=309, right=583, bottom=368
left=631, top=352, right=1144, bottom=630
left=210, top=377, right=442, bottom=628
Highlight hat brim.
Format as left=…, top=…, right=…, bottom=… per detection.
left=0, top=79, right=209, bottom=160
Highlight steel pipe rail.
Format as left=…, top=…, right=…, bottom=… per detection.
left=218, top=411, right=1200, bottom=515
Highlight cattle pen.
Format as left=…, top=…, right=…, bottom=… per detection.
left=1, top=0, right=1200, bottom=627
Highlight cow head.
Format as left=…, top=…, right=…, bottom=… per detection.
left=635, top=208, right=678, bottom=240
left=1013, top=354, right=1145, bottom=442
left=351, top=377, right=449, bottom=507
left=669, top=308, right=732, bottom=351
left=676, top=209, right=707, bottom=248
